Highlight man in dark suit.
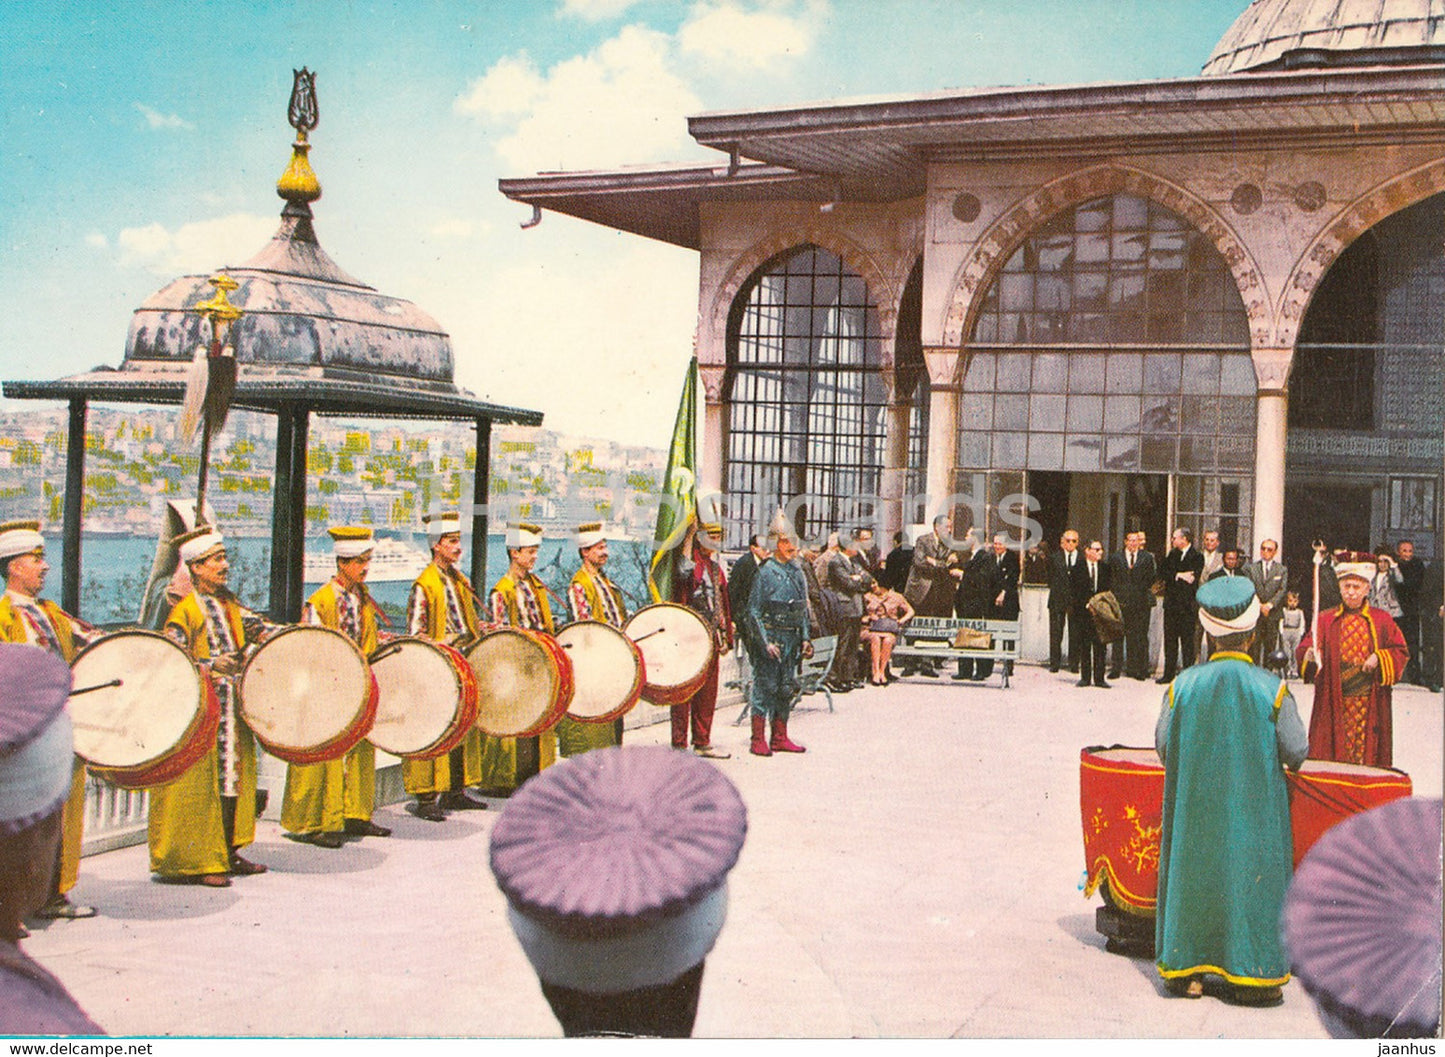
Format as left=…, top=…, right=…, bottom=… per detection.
left=1394, top=539, right=1425, bottom=684
left=1108, top=530, right=1156, bottom=680
left=984, top=533, right=1021, bottom=680
left=727, top=535, right=768, bottom=679
left=1207, top=548, right=1244, bottom=580
left=1158, top=527, right=1206, bottom=683
left=1047, top=528, right=1081, bottom=673
left=1245, top=538, right=1288, bottom=664
left=1071, top=539, right=1111, bottom=688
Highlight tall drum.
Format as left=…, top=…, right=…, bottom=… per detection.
left=465, top=627, right=574, bottom=738
left=239, top=625, right=378, bottom=765
left=69, top=630, right=220, bottom=790
left=623, top=602, right=714, bottom=705
left=367, top=637, right=479, bottom=759
left=556, top=620, right=646, bottom=724
left=1286, top=759, right=1412, bottom=868
left=1078, top=745, right=1165, bottom=914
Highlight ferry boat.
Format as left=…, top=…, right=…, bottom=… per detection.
left=303, top=535, right=430, bottom=584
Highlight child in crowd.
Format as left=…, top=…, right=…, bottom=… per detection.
left=1279, top=590, right=1306, bottom=679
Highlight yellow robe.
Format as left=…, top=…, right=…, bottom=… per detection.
left=151, top=592, right=256, bottom=877
left=557, top=567, right=627, bottom=757
left=402, top=562, right=483, bottom=795
left=485, top=573, right=558, bottom=786
left=280, top=580, right=379, bottom=835
left=0, top=595, right=88, bottom=895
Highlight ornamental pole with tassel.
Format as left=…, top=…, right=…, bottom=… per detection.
left=185, top=274, right=241, bottom=527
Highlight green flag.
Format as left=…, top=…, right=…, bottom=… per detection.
left=648, top=357, right=699, bottom=602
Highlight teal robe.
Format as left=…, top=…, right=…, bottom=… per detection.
left=1154, top=651, right=1308, bottom=987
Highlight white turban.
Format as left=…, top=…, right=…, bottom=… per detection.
left=0, top=521, right=44, bottom=561
left=507, top=523, right=543, bottom=548
left=179, top=529, right=225, bottom=564
left=425, top=512, right=461, bottom=541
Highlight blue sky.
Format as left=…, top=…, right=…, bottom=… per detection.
left=0, top=0, right=1249, bottom=447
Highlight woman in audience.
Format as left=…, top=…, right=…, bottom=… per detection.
left=860, top=577, right=914, bottom=685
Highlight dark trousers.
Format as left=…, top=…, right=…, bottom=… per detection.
left=1076, top=615, right=1107, bottom=685
left=1399, top=609, right=1422, bottom=682
left=1110, top=605, right=1151, bottom=678
left=671, top=653, right=719, bottom=749
left=1048, top=607, right=1077, bottom=670
left=1161, top=606, right=1195, bottom=677
left=826, top=616, right=862, bottom=686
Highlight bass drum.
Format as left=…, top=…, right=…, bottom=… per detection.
left=367, top=637, right=479, bottom=759
left=69, top=630, right=220, bottom=790
left=556, top=620, right=646, bottom=724
left=239, top=625, right=378, bottom=765
left=623, top=602, right=715, bottom=706
left=465, top=627, right=574, bottom=738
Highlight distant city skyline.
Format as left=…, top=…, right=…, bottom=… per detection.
left=1, top=1, right=1248, bottom=448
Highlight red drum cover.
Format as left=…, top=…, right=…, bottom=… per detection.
left=556, top=620, right=646, bottom=723
left=623, top=603, right=714, bottom=706
left=1285, top=759, right=1412, bottom=868
left=239, top=625, right=378, bottom=764
left=70, top=630, right=220, bottom=790
left=367, top=637, right=479, bottom=759
left=466, top=628, right=574, bottom=738
left=1078, top=746, right=1164, bottom=914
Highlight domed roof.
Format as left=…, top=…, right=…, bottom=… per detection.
left=1203, top=0, right=1445, bottom=75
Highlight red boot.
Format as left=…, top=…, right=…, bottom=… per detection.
left=770, top=717, right=806, bottom=753
left=750, top=713, right=772, bottom=756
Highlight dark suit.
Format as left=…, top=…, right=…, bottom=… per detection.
left=1047, top=548, right=1081, bottom=671
left=1108, top=548, right=1156, bottom=679
left=728, top=551, right=764, bottom=653
left=1070, top=557, right=1112, bottom=686
left=1159, top=545, right=1206, bottom=679
left=1245, top=558, right=1289, bottom=663
left=1396, top=555, right=1425, bottom=682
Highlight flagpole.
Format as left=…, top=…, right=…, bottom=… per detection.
left=190, top=274, right=242, bottom=528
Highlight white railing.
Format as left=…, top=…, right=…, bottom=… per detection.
left=80, top=777, right=149, bottom=856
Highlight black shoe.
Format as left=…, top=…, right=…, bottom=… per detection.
left=304, top=832, right=345, bottom=849
left=1107, top=670, right=1121, bottom=680
left=1094, top=680, right=1110, bottom=689
left=1067, top=665, right=1079, bottom=674
left=951, top=673, right=970, bottom=681
left=440, top=792, right=489, bottom=811
left=1076, top=679, right=1091, bottom=687
left=1048, top=665, right=1059, bottom=673
left=1156, top=675, right=1173, bottom=684
left=412, top=799, right=447, bottom=822
left=228, top=853, right=267, bottom=876
left=344, top=819, right=392, bottom=838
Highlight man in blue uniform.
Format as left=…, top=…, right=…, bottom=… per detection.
left=743, top=512, right=814, bottom=757
left=1154, top=575, right=1308, bottom=1005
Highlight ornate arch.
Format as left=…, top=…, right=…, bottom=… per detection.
left=707, top=230, right=901, bottom=366
left=1276, top=158, right=1445, bottom=349
left=941, top=164, right=1270, bottom=355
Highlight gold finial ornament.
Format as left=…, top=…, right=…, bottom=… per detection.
left=194, top=273, right=243, bottom=339
left=277, top=67, right=321, bottom=203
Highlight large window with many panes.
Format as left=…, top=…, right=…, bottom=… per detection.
left=725, top=245, right=887, bottom=546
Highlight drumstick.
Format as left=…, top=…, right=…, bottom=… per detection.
left=631, top=628, right=667, bottom=644
left=70, top=678, right=123, bottom=697
left=368, top=643, right=404, bottom=664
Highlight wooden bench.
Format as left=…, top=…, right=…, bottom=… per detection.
left=891, top=617, right=1022, bottom=688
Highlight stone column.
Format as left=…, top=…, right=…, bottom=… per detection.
left=698, top=363, right=727, bottom=501
left=922, top=346, right=960, bottom=521
left=1251, top=347, right=1293, bottom=547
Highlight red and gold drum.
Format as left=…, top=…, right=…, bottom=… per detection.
left=555, top=619, right=646, bottom=724
left=1079, top=745, right=1165, bottom=914
left=623, top=602, right=714, bottom=706
left=69, top=630, right=221, bottom=789
left=1286, top=759, right=1412, bottom=867
left=465, top=627, right=574, bottom=738
left=238, top=625, right=378, bottom=765
left=366, top=637, right=479, bottom=759
left=1081, top=746, right=1416, bottom=912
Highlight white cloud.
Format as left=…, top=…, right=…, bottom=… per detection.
left=455, top=26, right=706, bottom=172
left=134, top=103, right=194, bottom=131
left=114, top=213, right=277, bottom=276
left=560, top=0, right=646, bottom=21
left=84, top=232, right=108, bottom=250
left=678, top=0, right=822, bottom=70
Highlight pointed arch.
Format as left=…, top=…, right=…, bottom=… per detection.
left=1276, top=157, right=1445, bottom=349
left=941, top=164, right=1270, bottom=354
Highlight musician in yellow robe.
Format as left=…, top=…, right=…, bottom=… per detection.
left=403, top=511, right=486, bottom=821
left=0, top=520, right=97, bottom=921
left=155, top=527, right=269, bottom=886
left=280, top=526, right=391, bottom=847
left=561, top=522, right=627, bottom=755
left=486, top=522, right=559, bottom=789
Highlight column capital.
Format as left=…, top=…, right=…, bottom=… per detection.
left=922, top=346, right=959, bottom=387
left=697, top=364, right=727, bottom=405
left=1251, top=347, right=1294, bottom=394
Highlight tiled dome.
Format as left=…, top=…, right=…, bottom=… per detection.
left=1203, top=0, right=1445, bottom=75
